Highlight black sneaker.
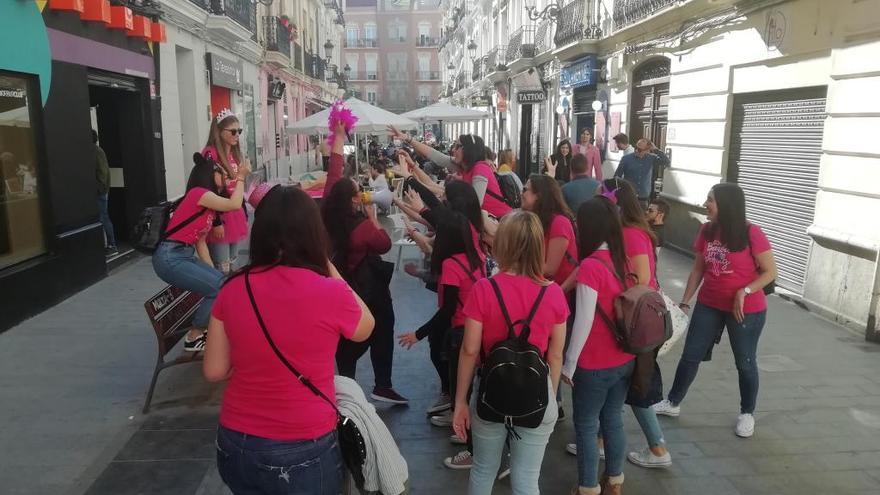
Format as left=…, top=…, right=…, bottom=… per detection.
left=557, top=406, right=565, bottom=423
left=183, top=333, right=206, bottom=352
left=370, top=387, right=409, bottom=405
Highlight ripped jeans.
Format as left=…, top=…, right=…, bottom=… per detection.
left=667, top=303, right=766, bottom=414
left=216, top=425, right=342, bottom=495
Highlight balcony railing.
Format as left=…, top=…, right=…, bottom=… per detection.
left=534, top=19, right=555, bottom=55
left=344, top=38, right=379, bottom=48
left=416, top=36, right=441, bottom=47
left=473, top=57, right=485, bottom=81
left=390, top=36, right=407, bottom=43
left=554, top=0, right=602, bottom=48
left=304, top=52, right=326, bottom=80
left=613, top=0, right=678, bottom=31
left=210, top=0, right=257, bottom=33
left=485, top=45, right=507, bottom=73
left=417, top=97, right=432, bottom=107
left=263, top=16, right=291, bottom=59
left=507, top=26, right=535, bottom=62
left=188, top=0, right=209, bottom=8
left=349, top=71, right=379, bottom=80
left=417, top=71, right=441, bottom=80
left=293, top=42, right=303, bottom=70
left=456, top=71, right=471, bottom=89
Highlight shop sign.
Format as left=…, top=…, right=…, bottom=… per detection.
left=471, top=95, right=492, bottom=107
left=517, top=90, right=546, bottom=104
left=208, top=53, right=243, bottom=90
left=560, top=55, right=596, bottom=89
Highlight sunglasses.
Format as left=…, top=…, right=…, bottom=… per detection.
left=224, top=128, right=244, bottom=136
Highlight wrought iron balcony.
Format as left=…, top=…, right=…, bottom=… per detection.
left=473, top=57, right=485, bottom=81
left=554, top=0, right=602, bottom=48
left=417, top=71, right=441, bottom=80
left=293, top=42, right=303, bottom=70
left=263, top=16, right=291, bottom=60
left=348, top=71, right=380, bottom=80
left=344, top=38, right=379, bottom=48
left=507, top=26, right=535, bottom=62
left=612, top=0, right=678, bottom=30
left=485, top=45, right=508, bottom=74
left=304, top=52, right=325, bottom=80
left=210, top=0, right=256, bottom=34
left=416, top=36, right=441, bottom=47
left=534, top=19, right=555, bottom=56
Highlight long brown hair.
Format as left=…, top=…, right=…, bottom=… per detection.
left=527, top=174, right=575, bottom=236
left=205, top=113, right=243, bottom=179
left=602, top=178, right=657, bottom=246
left=493, top=211, right=548, bottom=284
left=576, top=197, right=629, bottom=283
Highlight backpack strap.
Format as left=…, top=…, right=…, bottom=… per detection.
left=489, top=278, right=516, bottom=340
left=486, top=188, right=507, bottom=203
left=520, top=284, right=549, bottom=342
left=489, top=278, right=548, bottom=342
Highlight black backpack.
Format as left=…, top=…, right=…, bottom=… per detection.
left=131, top=201, right=206, bottom=254
left=477, top=279, right=549, bottom=430
left=487, top=172, right=522, bottom=209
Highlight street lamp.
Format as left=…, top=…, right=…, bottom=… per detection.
left=467, top=39, right=477, bottom=61
left=524, top=0, right=561, bottom=22
left=344, top=63, right=351, bottom=77
left=323, top=39, right=334, bottom=65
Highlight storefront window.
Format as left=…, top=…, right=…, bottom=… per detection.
left=0, top=73, right=47, bottom=270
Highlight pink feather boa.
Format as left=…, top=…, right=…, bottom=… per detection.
left=326, top=100, right=358, bottom=146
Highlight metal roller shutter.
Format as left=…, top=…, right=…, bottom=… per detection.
left=729, top=88, right=826, bottom=295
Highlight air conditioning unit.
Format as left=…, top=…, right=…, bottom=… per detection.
left=606, top=53, right=622, bottom=82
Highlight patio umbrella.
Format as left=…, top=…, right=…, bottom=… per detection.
left=286, top=97, right=419, bottom=134
left=399, top=102, right=488, bottom=123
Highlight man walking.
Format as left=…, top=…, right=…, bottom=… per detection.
left=93, top=130, right=117, bottom=255
left=613, top=138, right=669, bottom=208
left=561, top=154, right=600, bottom=214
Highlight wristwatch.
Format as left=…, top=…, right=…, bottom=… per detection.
left=743, top=287, right=753, bottom=295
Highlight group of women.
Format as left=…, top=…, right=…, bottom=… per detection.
left=149, top=109, right=777, bottom=494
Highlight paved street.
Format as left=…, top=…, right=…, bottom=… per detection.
left=3, top=246, right=880, bottom=495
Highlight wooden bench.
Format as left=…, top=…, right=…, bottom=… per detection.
left=142, top=285, right=204, bottom=413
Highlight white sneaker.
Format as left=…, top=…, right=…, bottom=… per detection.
left=565, top=443, right=604, bottom=459
left=497, top=467, right=510, bottom=480
left=427, top=393, right=452, bottom=414
left=450, top=433, right=467, bottom=445
left=653, top=399, right=680, bottom=417
left=627, top=447, right=672, bottom=468
left=444, top=450, right=473, bottom=470
left=735, top=413, right=755, bottom=438
left=430, top=410, right=453, bottom=427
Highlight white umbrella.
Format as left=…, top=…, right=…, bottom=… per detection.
left=286, top=97, right=418, bottom=134
left=400, top=102, right=489, bottom=123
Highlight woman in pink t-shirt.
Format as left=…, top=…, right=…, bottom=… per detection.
left=655, top=183, right=777, bottom=440
left=202, top=110, right=249, bottom=274
left=453, top=211, right=568, bottom=495
left=152, top=152, right=250, bottom=352
left=563, top=197, right=636, bottom=495
left=204, top=185, right=374, bottom=495
left=457, top=134, right=513, bottom=220
left=521, top=174, right=578, bottom=288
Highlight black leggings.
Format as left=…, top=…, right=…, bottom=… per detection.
left=429, top=325, right=450, bottom=394
left=337, top=305, right=395, bottom=389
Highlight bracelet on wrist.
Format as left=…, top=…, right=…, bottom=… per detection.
left=679, top=302, right=691, bottom=308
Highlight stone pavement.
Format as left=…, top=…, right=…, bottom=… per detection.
left=3, top=245, right=880, bottom=494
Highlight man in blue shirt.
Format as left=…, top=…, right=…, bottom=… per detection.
left=561, top=154, right=600, bottom=214
left=613, top=138, right=669, bottom=206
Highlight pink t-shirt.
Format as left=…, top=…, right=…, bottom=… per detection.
left=694, top=223, right=772, bottom=313
left=622, top=226, right=658, bottom=290
left=463, top=273, right=569, bottom=356
left=212, top=266, right=362, bottom=440
left=547, top=214, right=578, bottom=286
left=165, top=187, right=215, bottom=245
left=439, top=253, right=487, bottom=327
left=576, top=250, right=636, bottom=370
left=460, top=161, right=513, bottom=219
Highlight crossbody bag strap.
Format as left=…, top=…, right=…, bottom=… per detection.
left=244, top=272, right=341, bottom=417
left=489, top=278, right=516, bottom=340
left=163, top=207, right=208, bottom=239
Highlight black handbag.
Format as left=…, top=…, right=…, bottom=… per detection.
left=747, top=225, right=776, bottom=295
left=244, top=272, right=368, bottom=489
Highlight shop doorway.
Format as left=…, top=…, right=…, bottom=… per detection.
left=88, top=72, right=151, bottom=261
left=517, top=104, right=533, bottom=178
left=629, top=57, right=670, bottom=198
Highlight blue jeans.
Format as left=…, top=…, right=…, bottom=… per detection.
left=572, top=360, right=634, bottom=489
left=208, top=241, right=241, bottom=273
left=668, top=302, right=767, bottom=414
left=631, top=406, right=664, bottom=448
left=152, top=241, right=224, bottom=328
left=97, top=193, right=116, bottom=248
left=469, top=380, right=558, bottom=495
left=216, top=425, right=343, bottom=495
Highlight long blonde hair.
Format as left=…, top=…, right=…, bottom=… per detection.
left=498, top=149, right=516, bottom=170
left=205, top=114, right=243, bottom=179
left=493, top=211, right=547, bottom=283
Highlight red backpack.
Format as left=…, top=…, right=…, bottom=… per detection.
left=594, top=259, right=672, bottom=354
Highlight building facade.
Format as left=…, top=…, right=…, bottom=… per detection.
left=443, top=0, right=880, bottom=338
left=0, top=0, right=167, bottom=331
left=342, top=0, right=444, bottom=113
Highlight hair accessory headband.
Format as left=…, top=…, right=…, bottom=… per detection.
left=600, top=178, right=620, bottom=204
left=215, top=108, right=236, bottom=124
